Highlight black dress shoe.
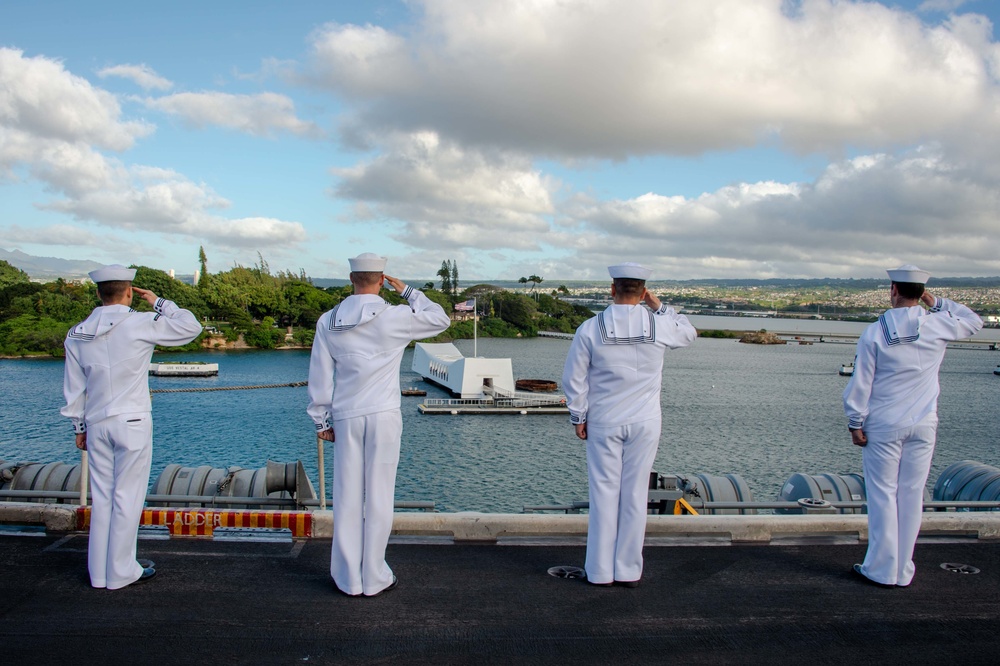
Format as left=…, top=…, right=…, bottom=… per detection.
left=367, top=576, right=398, bottom=597
left=586, top=580, right=613, bottom=587
left=615, top=580, right=640, bottom=588
left=852, top=564, right=893, bottom=589
left=138, top=559, right=155, bottom=569
left=135, top=567, right=156, bottom=583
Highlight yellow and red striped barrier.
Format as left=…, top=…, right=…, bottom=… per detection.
left=76, top=507, right=313, bottom=538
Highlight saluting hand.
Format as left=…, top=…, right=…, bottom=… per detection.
left=920, top=290, right=936, bottom=308
left=642, top=289, right=661, bottom=311
left=132, top=287, right=158, bottom=307
left=383, top=275, right=406, bottom=295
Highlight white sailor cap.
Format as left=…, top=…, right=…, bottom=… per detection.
left=886, top=264, right=930, bottom=285
left=88, top=264, right=136, bottom=283
left=348, top=253, right=387, bottom=273
left=608, top=262, right=652, bottom=280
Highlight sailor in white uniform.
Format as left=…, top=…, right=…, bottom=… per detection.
left=62, top=265, right=202, bottom=589
left=562, top=262, right=697, bottom=587
left=844, top=265, right=982, bottom=587
left=307, top=253, right=450, bottom=597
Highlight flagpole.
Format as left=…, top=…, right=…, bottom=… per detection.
left=473, top=297, right=477, bottom=357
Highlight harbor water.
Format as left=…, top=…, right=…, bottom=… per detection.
left=2, top=317, right=998, bottom=513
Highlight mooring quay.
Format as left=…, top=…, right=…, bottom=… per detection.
left=2, top=505, right=998, bottom=665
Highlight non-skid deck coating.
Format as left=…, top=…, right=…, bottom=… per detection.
left=1, top=534, right=997, bottom=665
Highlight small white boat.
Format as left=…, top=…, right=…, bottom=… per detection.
left=149, top=361, right=219, bottom=377
left=839, top=363, right=854, bottom=376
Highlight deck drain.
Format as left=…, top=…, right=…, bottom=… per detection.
left=548, top=565, right=586, bottom=580
left=940, top=563, right=980, bottom=575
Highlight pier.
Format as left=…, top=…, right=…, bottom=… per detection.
left=417, top=386, right=568, bottom=415
left=1, top=506, right=998, bottom=665
left=540, top=329, right=997, bottom=349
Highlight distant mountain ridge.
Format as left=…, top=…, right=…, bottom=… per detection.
left=3, top=249, right=998, bottom=287
left=1, top=248, right=104, bottom=280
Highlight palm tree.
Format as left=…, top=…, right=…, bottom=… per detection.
left=528, top=274, right=543, bottom=300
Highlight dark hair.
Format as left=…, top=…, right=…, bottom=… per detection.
left=613, top=278, right=646, bottom=297
left=96, top=280, right=131, bottom=303
left=893, top=281, right=925, bottom=300
left=351, top=271, right=383, bottom=287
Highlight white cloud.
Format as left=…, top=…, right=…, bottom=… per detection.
left=918, top=0, right=971, bottom=12
left=0, top=49, right=308, bottom=252
left=146, top=91, right=323, bottom=138
left=0, top=48, right=152, bottom=151
left=558, top=146, right=1000, bottom=278
left=97, top=63, right=173, bottom=91
left=1, top=223, right=105, bottom=247
left=309, top=0, right=1000, bottom=159
left=333, top=131, right=557, bottom=250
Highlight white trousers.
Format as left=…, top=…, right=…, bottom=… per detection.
left=860, top=417, right=937, bottom=586
left=86, top=412, right=153, bottom=589
left=331, top=410, right=402, bottom=596
left=585, top=418, right=661, bottom=585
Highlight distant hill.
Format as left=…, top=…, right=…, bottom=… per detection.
left=3, top=249, right=998, bottom=288
left=0, top=248, right=103, bottom=281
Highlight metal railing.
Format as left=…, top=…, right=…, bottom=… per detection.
left=0, top=489, right=435, bottom=511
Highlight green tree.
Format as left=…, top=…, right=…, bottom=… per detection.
left=198, top=246, right=210, bottom=291
left=437, top=261, right=452, bottom=296
left=528, top=274, right=543, bottom=300
left=131, top=265, right=210, bottom=320
left=282, top=280, right=337, bottom=329
left=0, top=314, right=71, bottom=356
left=242, top=316, right=283, bottom=349
left=0, top=260, right=30, bottom=289
left=0, top=282, right=45, bottom=320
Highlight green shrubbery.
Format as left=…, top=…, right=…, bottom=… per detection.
left=0, top=255, right=595, bottom=356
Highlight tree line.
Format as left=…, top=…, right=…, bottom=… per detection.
left=0, top=253, right=594, bottom=357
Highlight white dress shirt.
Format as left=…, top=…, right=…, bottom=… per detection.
left=843, top=297, right=983, bottom=432
left=307, top=285, right=451, bottom=428
left=62, top=298, right=203, bottom=432
left=562, top=303, right=697, bottom=427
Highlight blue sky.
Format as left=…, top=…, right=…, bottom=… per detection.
left=2, top=0, right=999, bottom=281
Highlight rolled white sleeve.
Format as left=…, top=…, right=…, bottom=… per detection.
left=60, top=344, right=88, bottom=433
left=653, top=304, right=697, bottom=349
left=561, top=328, right=592, bottom=425
left=306, top=315, right=336, bottom=432
left=843, top=335, right=876, bottom=430
left=402, top=286, right=451, bottom=340
left=145, top=298, right=203, bottom=346
left=928, top=297, right=983, bottom=339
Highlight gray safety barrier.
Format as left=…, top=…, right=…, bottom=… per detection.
left=933, top=461, right=1000, bottom=510
left=777, top=473, right=867, bottom=515
left=657, top=472, right=757, bottom=515
left=1, top=459, right=317, bottom=509
left=0, top=460, right=84, bottom=504
left=150, top=460, right=317, bottom=509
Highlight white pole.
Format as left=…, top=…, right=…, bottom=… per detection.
left=473, top=297, right=477, bottom=358
left=317, top=435, right=327, bottom=510
left=80, top=450, right=89, bottom=506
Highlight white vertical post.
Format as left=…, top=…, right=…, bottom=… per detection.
left=317, top=436, right=327, bottom=510
left=473, top=297, right=478, bottom=358
left=80, top=450, right=89, bottom=506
